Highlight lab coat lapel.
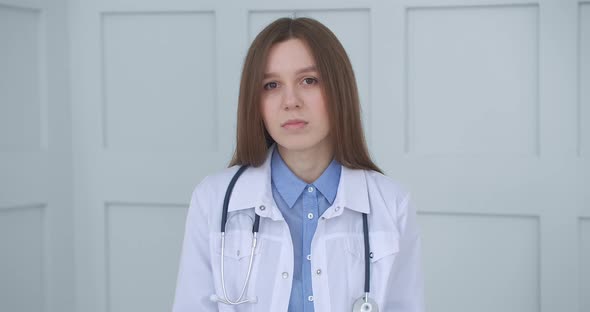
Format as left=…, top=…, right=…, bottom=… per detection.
left=321, top=166, right=371, bottom=219
left=226, top=144, right=284, bottom=221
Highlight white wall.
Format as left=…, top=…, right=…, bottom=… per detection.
left=1, top=0, right=589, bottom=312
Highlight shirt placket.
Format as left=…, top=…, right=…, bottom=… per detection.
left=302, top=184, right=319, bottom=311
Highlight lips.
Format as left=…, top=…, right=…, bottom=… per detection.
left=281, top=119, right=308, bottom=129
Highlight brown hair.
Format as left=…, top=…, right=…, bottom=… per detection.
left=229, top=17, right=382, bottom=174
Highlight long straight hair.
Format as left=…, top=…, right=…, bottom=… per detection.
left=229, top=17, right=382, bottom=174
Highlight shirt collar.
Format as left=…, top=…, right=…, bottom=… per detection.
left=307, top=155, right=340, bottom=205
left=271, top=147, right=341, bottom=208
left=270, top=148, right=306, bottom=208
left=227, top=143, right=370, bottom=220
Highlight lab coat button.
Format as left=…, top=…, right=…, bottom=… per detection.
left=316, top=269, right=321, bottom=275
left=282, top=272, right=289, bottom=279
left=259, top=205, right=265, bottom=211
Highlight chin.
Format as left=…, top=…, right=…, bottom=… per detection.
left=273, top=136, right=324, bottom=152
left=275, top=140, right=310, bottom=152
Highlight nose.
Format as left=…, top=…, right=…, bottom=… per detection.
left=281, top=85, right=302, bottom=111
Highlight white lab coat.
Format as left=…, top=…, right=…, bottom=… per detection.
left=172, top=144, right=424, bottom=311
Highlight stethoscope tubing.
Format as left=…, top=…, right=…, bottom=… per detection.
left=219, top=164, right=260, bottom=304
left=221, top=165, right=255, bottom=233
left=362, top=213, right=370, bottom=294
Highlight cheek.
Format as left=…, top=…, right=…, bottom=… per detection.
left=260, top=99, right=270, bottom=121
left=260, top=100, right=276, bottom=130
left=309, top=94, right=329, bottom=122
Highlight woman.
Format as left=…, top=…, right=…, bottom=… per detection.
left=173, top=17, right=424, bottom=312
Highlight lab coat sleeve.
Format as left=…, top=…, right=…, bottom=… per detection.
left=172, top=179, right=217, bottom=311
left=387, top=193, right=425, bottom=312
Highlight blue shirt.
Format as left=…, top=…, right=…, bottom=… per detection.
left=270, top=148, right=341, bottom=312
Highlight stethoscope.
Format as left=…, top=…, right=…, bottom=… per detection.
left=211, top=165, right=379, bottom=312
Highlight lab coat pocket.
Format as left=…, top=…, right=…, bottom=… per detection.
left=343, top=231, right=400, bottom=311
left=324, top=233, right=399, bottom=312
left=345, top=231, right=400, bottom=263
left=210, top=231, right=262, bottom=311
left=213, top=230, right=262, bottom=260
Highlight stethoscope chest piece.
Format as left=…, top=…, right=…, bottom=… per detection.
left=352, top=296, right=379, bottom=312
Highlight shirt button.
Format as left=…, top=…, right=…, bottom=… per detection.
left=308, top=186, right=314, bottom=192
left=307, top=254, right=311, bottom=261
left=308, top=295, right=314, bottom=302
left=316, top=269, right=322, bottom=275
left=282, top=272, right=289, bottom=279
left=307, top=213, right=314, bottom=219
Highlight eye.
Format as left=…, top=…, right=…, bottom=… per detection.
left=264, top=81, right=278, bottom=90
left=302, top=77, right=318, bottom=85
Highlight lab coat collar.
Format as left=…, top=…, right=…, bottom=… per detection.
left=226, top=144, right=279, bottom=219
left=322, top=165, right=370, bottom=218
left=227, top=143, right=370, bottom=220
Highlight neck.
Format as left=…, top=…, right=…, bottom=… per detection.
left=277, top=142, right=334, bottom=184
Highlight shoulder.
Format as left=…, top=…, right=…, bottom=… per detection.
left=187, top=165, right=244, bottom=222
left=190, top=165, right=242, bottom=202
left=362, top=169, right=413, bottom=230
left=364, top=169, right=411, bottom=205
left=362, top=169, right=417, bottom=238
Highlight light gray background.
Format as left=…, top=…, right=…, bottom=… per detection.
left=0, top=0, right=589, bottom=312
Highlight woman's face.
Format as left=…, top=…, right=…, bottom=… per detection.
left=260, top=38, right=331, bottom=153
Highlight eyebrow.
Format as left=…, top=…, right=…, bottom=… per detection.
left=263, top=65, right=318, bottom=79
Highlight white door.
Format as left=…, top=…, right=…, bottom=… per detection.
left=0, top=0, right=73, bottom=312
left=64, top=1, right=589, bottom=312
left=70, top=1, right=232, bottom=311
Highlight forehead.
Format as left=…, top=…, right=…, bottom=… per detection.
left=264, top=38, right=316, bottom=72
